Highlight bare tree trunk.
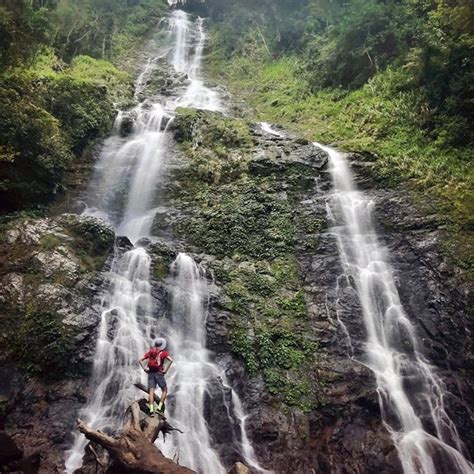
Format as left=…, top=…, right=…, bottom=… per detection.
left=77, top=400, right=194, bottom=474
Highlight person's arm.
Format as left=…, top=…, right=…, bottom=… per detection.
left=163, top=355, right=173, bottom=374
left=139, top=355, right=149, bottom=373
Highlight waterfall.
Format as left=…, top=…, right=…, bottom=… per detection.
left=65, top=10, right=258, bottom=473
left=176, top=16, right=222, bottom=111
left=156, top=254, right=264, bottom=473
left=64, top=247, right=154, bottom=472
left=318, top=143, right=473, bottom=474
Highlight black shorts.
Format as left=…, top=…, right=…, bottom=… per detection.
left=148, top=371, right=167, bottom=390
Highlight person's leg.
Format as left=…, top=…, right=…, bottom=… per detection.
left=148, top=388, right=154, bottom=406
left=159, top=387, right=168, bottom=405
left=147, top=373, right=156, bottom=415
left=156, top=375, right=167, bottom=412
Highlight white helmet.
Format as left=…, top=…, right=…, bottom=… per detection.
left=154, top=338, right=167, bottom=350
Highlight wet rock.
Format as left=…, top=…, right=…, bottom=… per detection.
left=204, top=375, right=242, bottom=465
left=249, top=143, right=328, bottom=178
left=4, top=219, right=54, bottom=245
left=0, top=273, right=25, bottom=308
left=31, top=247, right=81, bottom=284
left=118, top=111, right=136, bottom=137
left=115, top=235, right=134, bottom=250
left=229, top=462, right=251, bottom=474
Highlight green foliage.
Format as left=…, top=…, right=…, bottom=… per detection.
left=0, top=68, right=117, bottom=211
left=0, top=75, right=72, bottom=211
left=14, top=310, right=75, bottom=378
left=0, top=1, right=51, bottom=68
left=305, top=0, right=401, bottom=89
left=47, top=76, right=115, bottom=153
left=174, top=108, right=254, bottom=183
left=0, top=0, right=168, bottom=68
left=182, top=178, right=294, bottom=259
left=207, top=0, right=474, bottom=177
left=208, top=0, right=473, bottom=143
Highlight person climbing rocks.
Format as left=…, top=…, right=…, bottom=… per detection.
left=139, top=338, right=173, bottom=416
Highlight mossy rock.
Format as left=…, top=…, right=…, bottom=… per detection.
left=10, top=309, right=78, bottom=379
left=174, top=107, right=253, bottom=149
left=148, top=241, right=178, bottom=282
left=58, top=214, right=114, bottom=256
left=180, top=177, right=294, bottom=259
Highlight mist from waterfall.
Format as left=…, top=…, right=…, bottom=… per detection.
left=318, top=143, right=473, bottom=474
left=65, top=10, right=256, bottom=473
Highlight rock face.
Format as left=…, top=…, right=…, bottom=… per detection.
left=1, top=117, right=472, bottom=472
left=161, top=112, right=473, bottom=473
left=0, top=214, right=115, bottom=472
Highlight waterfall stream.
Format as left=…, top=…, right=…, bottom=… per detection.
left=156, top=254, right=263, bottom=473
left=65, top=11, right=261, bottom=473
left=318, top=143, right=473, bottom=474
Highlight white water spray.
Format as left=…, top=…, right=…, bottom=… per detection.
left=65, top=11, right=258, bottom=473
left=259, top=122, right=285, bottom=138
left=157, top=253, right=265, bottom=473
left=178, top=16, right=222, bottom=111
left=318, top=143, right=472, bottom=474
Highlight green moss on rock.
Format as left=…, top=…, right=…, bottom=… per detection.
left=14, top=309, right=75, bottom=378
left=174, top=108, right=254, bottom=183
left=59, top=214, right=114, bottom=261
left=181, top=177, right=294, bottom=259
left=39, top=234, right=62, bottom=250
left=212, top=255, right=322, bottom=411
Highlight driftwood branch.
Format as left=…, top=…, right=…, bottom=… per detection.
left=77, top=398, right=194, bottom=473
left=86, top=444, right=108, bottom=469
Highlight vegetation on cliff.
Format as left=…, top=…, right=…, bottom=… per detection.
left=205, top=0, right=473, bottom=271
left=0, top=0, right=167, bottom=212
left=0, top=215, right=114, bottom=378
left=172, top=109, right=324, bottom=411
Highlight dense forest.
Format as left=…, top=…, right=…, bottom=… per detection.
left=0, top=0, right=167, bottom=212
left=202, top=0, right=473, bottom=269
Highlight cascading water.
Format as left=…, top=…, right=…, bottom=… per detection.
left=177, top=16, right=222, bottom=111
left=259, top=122, right=285, bottom=138
left=318, top=143, right=473, bottom=474
left=156, top=254, right=264, bottom=473
left=65, top=10, right=259, bottom=473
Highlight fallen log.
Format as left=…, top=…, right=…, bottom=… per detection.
left=77, top=400, right=194, bottom=473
